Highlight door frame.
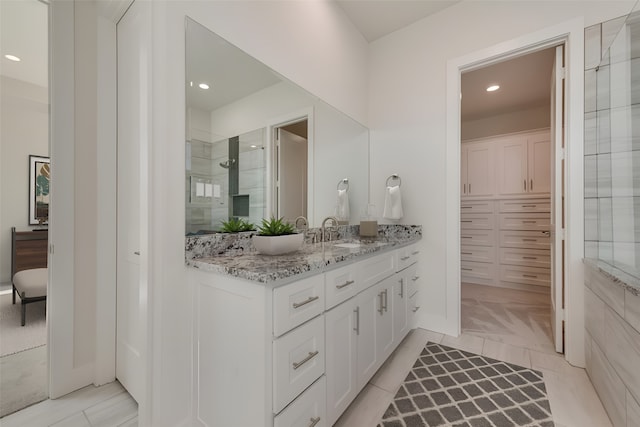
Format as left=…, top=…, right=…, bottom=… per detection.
left=265, top=107, right=314, bottom=224
left=446, top=18, right=585, bottom=366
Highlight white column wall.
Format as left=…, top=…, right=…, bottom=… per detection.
left=367, top=1, right=635, bottom=338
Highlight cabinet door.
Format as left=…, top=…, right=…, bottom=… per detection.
left=392, top=275, right=408, bottom=348
left=356, top=283, right=380, bottom=389
left=376, top=277, right=395, bottom=362
left=466, top=143, right=495, bottom=196
left=528, top=138, right=550, bottom=194
left=325, top=300, right=358, bottom=425
left=497, top=139, right=528, bottom=195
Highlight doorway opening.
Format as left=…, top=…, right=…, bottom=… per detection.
left=0, top=0, right=50, bottom=417
left=458, top=45, right=566, bottom=357
left=271, top=118, right=310, bottom=224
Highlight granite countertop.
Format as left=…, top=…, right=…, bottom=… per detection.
left=186, top=233, right=421, bottom=284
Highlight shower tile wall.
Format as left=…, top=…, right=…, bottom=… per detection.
left=584, top=10, right=640, bottom=427
left=584, top=12, right=640, bottom=273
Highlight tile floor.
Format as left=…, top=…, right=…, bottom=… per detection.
left=1, top=283, right=613, bottom=427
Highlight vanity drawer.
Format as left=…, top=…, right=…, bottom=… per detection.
left=357, top=251, right=396, bottom=292
left=499, top=248, right=550, bottom=268
left=325, top=264, right=358, bottom=310
left=460, top=213, right=494, bottom=230
left=460, top=229, right=496, bottom=247
left=460, top=200, right=495, bottom=213
left=499, top=199, right=550, bottom=213
left=499, top=265, right=550, bottom=287
left=461, top=261, right=496, bottom=282
left=396, top=244, right=420, bottom=271
left=461, top=245, right=496, bottom=263
left=273, top=316, right=325, bottom=414
left=499, top=213, right=550, bottom=231
left=499, top=230, right=550, bottom=250
left=406, top=263, right=420, bottom=297
left=274, top=275, right=325, bottom=337
left=274, top=376, right=326, bottom=427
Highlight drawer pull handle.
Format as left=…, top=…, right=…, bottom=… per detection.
left=134, top=251, right=140, bottom=255
left=412, top=275, right=419, bottom=281
left=461, top=236, right=472, bottom=239
left=523, top=256, right=537, bottom=260
left=292, top=296, right=319, bottom=309
left=524, top=180, right=527, bottom=191
left=461, top=268, right=472, bottom=271
left=522, top=204, right=536, bottom=208
left=292, top=351, right=319, bottom=370
left=383, top=289, right=388, bottom=312
left=461, top=252, right=472, bottom=255
left=336, top=280, right=355, bottom=289
left=411, top=251, right=420, bottom=255
left=412, top=306, right=421, bottom=313
left=400, top=256, right=411, bottom=261
left=542, top=231, right=550, bottom=236
left=531, top=179, right=533, bottom=191
left=378, top=292, right=384, bottom=315
left=309, top=417, right=321, bottom=427
left=354, top=307, right=360, bottom=335
left=522, top=238, right=536, bottom=242
left=461, top=220, right=473, bottom=223
left=461, top=206, right=472, bottom=209
left=399, top=279, right=404, bottom=297
left=522, top=220, right=536, bottom=223
left=523, top=274, right=538, bottom=278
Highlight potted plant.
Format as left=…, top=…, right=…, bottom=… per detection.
left=220, top=218, right=255, bottom=233
left=252, top=216, right=304, bottom=255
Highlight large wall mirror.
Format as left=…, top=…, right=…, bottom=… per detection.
left=185, top=17, right=369, bottom=234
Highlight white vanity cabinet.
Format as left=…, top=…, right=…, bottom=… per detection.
left=189, top=242, right=420, bottom=427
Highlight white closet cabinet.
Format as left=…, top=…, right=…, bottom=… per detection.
left=461, top=142, right=495, bottom=197
left=496, top=133, right=550, bottom=196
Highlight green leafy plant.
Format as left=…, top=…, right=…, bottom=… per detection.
left=220, top=218, right=255, bottom=233
left=257, top=216, right=296, bottom=236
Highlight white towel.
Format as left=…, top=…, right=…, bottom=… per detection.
left=383, top=185, right=403, bottom=220
left=336, top=189, right=350, bottom=221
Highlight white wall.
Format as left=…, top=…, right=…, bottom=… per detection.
left=0, top=76, right=49, bottom=283
left=367, top=1, right=636, bottom=336
left=462, top=104, right=550, bottom=141
left=140, top=2, right=369, bottom=425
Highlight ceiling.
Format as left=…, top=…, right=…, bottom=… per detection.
left=335, top=0, right=462, bottom=42
left=0, top=0, right=48, bottom=88
left=461, top=48, right=557, bottom=122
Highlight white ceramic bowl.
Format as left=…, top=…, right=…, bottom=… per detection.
left=252, top=233, right=304, bottom=255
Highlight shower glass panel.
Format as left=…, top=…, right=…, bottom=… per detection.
left=585, top=3, right=640, bottom=278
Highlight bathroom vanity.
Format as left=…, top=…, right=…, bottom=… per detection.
left=186, top=227, right=421, bottom=427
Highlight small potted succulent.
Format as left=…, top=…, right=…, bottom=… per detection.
left=219, top=217, right=255, bottom=233
left=252, top=216, right=304, bottom=255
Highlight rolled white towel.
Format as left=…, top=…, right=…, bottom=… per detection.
left=383, top=185, right=403, bottom=220
left=336, top=189, right=350, bottom=221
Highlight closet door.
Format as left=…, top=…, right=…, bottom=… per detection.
left=497, top=139, right=528, bottom=195
left=528, top=138, right=551, bottom=194
left=466, top=143, right=494, bottom=196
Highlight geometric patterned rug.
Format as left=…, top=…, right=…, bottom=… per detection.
left=377, top=342, right=554, bottom=427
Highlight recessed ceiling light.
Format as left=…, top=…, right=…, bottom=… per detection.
left=199, top=83, right=209, bottom=90
left=486, top=85, right=500, bottom=92
left=250, top=145, right=257, bottom=148
left=4, top=54, right=21, bottom=62
left=189, top=81, right=193, bottom=87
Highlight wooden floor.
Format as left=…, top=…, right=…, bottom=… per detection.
left=2, top=283, right=612, bottom=427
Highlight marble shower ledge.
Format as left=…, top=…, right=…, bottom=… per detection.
left=185, top=225, right=422, bottom=284
left=584, top=258, right=640, bottom=295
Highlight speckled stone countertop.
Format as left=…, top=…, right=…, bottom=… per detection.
left=185, top=225, right=422, bottom=284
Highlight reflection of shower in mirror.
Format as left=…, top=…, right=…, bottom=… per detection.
left=219, top=159, right=236, bottom=169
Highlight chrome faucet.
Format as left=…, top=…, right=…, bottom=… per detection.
left=321, top=216, right=339, bottom=242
